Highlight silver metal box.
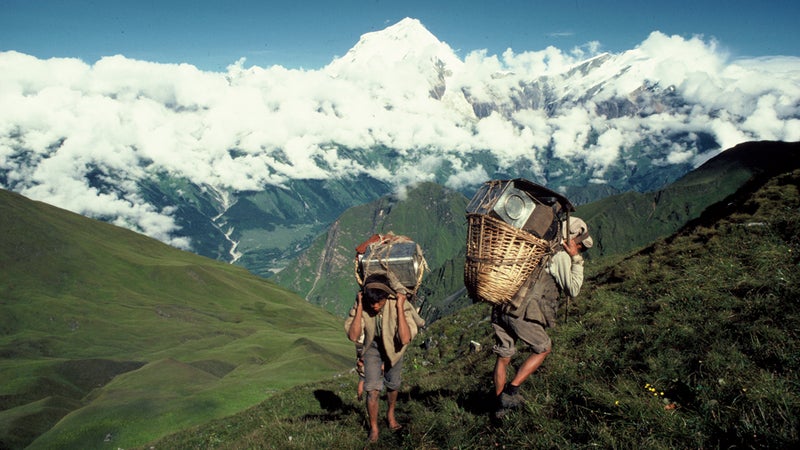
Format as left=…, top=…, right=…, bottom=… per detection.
left=466, top=180, right=537, bottom=229
left=360, top=241, right=424, bottom=292
left=466, top=179, right=568, bottom=240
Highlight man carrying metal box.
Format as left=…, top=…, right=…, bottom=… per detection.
left=346, top=233, right=427, bottom=442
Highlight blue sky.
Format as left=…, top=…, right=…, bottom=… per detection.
left=2, top=0, right=799, bottom=71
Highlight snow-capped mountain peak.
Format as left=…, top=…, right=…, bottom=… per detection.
left=325, top=17, right=462, bottom=79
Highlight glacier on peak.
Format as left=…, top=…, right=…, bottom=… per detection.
left=325, top=17, right=463, bottom=81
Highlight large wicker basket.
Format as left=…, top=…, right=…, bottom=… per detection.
left=464, top=213, right=551, bottom=304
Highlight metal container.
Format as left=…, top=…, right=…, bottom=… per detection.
left=466, top=180, right=539, bottom=230
left=360, top=241, right=424, bottom=292
left=466, top=179, right=571, bottom=241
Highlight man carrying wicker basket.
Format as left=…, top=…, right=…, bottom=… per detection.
left=491, top=216, right=593, bottom=418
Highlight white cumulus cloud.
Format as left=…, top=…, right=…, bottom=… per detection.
left=1, top=26, right=798, bottom=249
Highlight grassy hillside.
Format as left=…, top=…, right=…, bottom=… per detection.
left=0, top=189, right=353, bottom=449
left=144, top=167, right=799, bottom=448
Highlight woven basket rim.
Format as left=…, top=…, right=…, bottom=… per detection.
left=464, top=213, right=552, bottom=304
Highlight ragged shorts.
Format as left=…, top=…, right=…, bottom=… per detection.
left=362, top=340, right=403, bottom=392
left=491, top=305, right=552, bottom=358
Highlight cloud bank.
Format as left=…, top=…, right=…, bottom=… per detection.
left=1, top=27, right=798, bottom=248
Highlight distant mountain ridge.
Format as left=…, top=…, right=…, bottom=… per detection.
left=1, top=18, right=798, bottom=277
left=576, top=140, right=800, bottom=257
left=272, top=181, right=469, bottom=318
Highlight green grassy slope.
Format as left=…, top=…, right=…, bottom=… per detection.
left=576, top=140, right=800, bottom=258
left=144, top=168, right=799, bottom=449
left=0, top=189, right=353, bottom=450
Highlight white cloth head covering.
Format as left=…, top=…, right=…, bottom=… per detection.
left=565, top=216, right=593, bottom=248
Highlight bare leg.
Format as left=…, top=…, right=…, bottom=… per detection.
left=367, top=390, right=380, bottom=442
left=494, top=356, right=511, bottom=396
left=510, top=348, right=550, bottom=387
left=386, top=389, right=401, bottom=430
left=357, top=358, right=364, bottom=400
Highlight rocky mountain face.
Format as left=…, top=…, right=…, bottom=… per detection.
left=1, top=18, right=797, bottom=277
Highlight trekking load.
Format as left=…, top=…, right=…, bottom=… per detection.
left=355, top=232, right=428, bottom=295
left=464, top=179, right=574, bottom=304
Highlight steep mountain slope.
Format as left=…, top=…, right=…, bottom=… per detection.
left=0, top=189, right=352, bottom=449
left=272, top=181, right=470, bottom=317
left=576, top=141, right=800, bottom=257
left=145, top=162, right=800, bottom=450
